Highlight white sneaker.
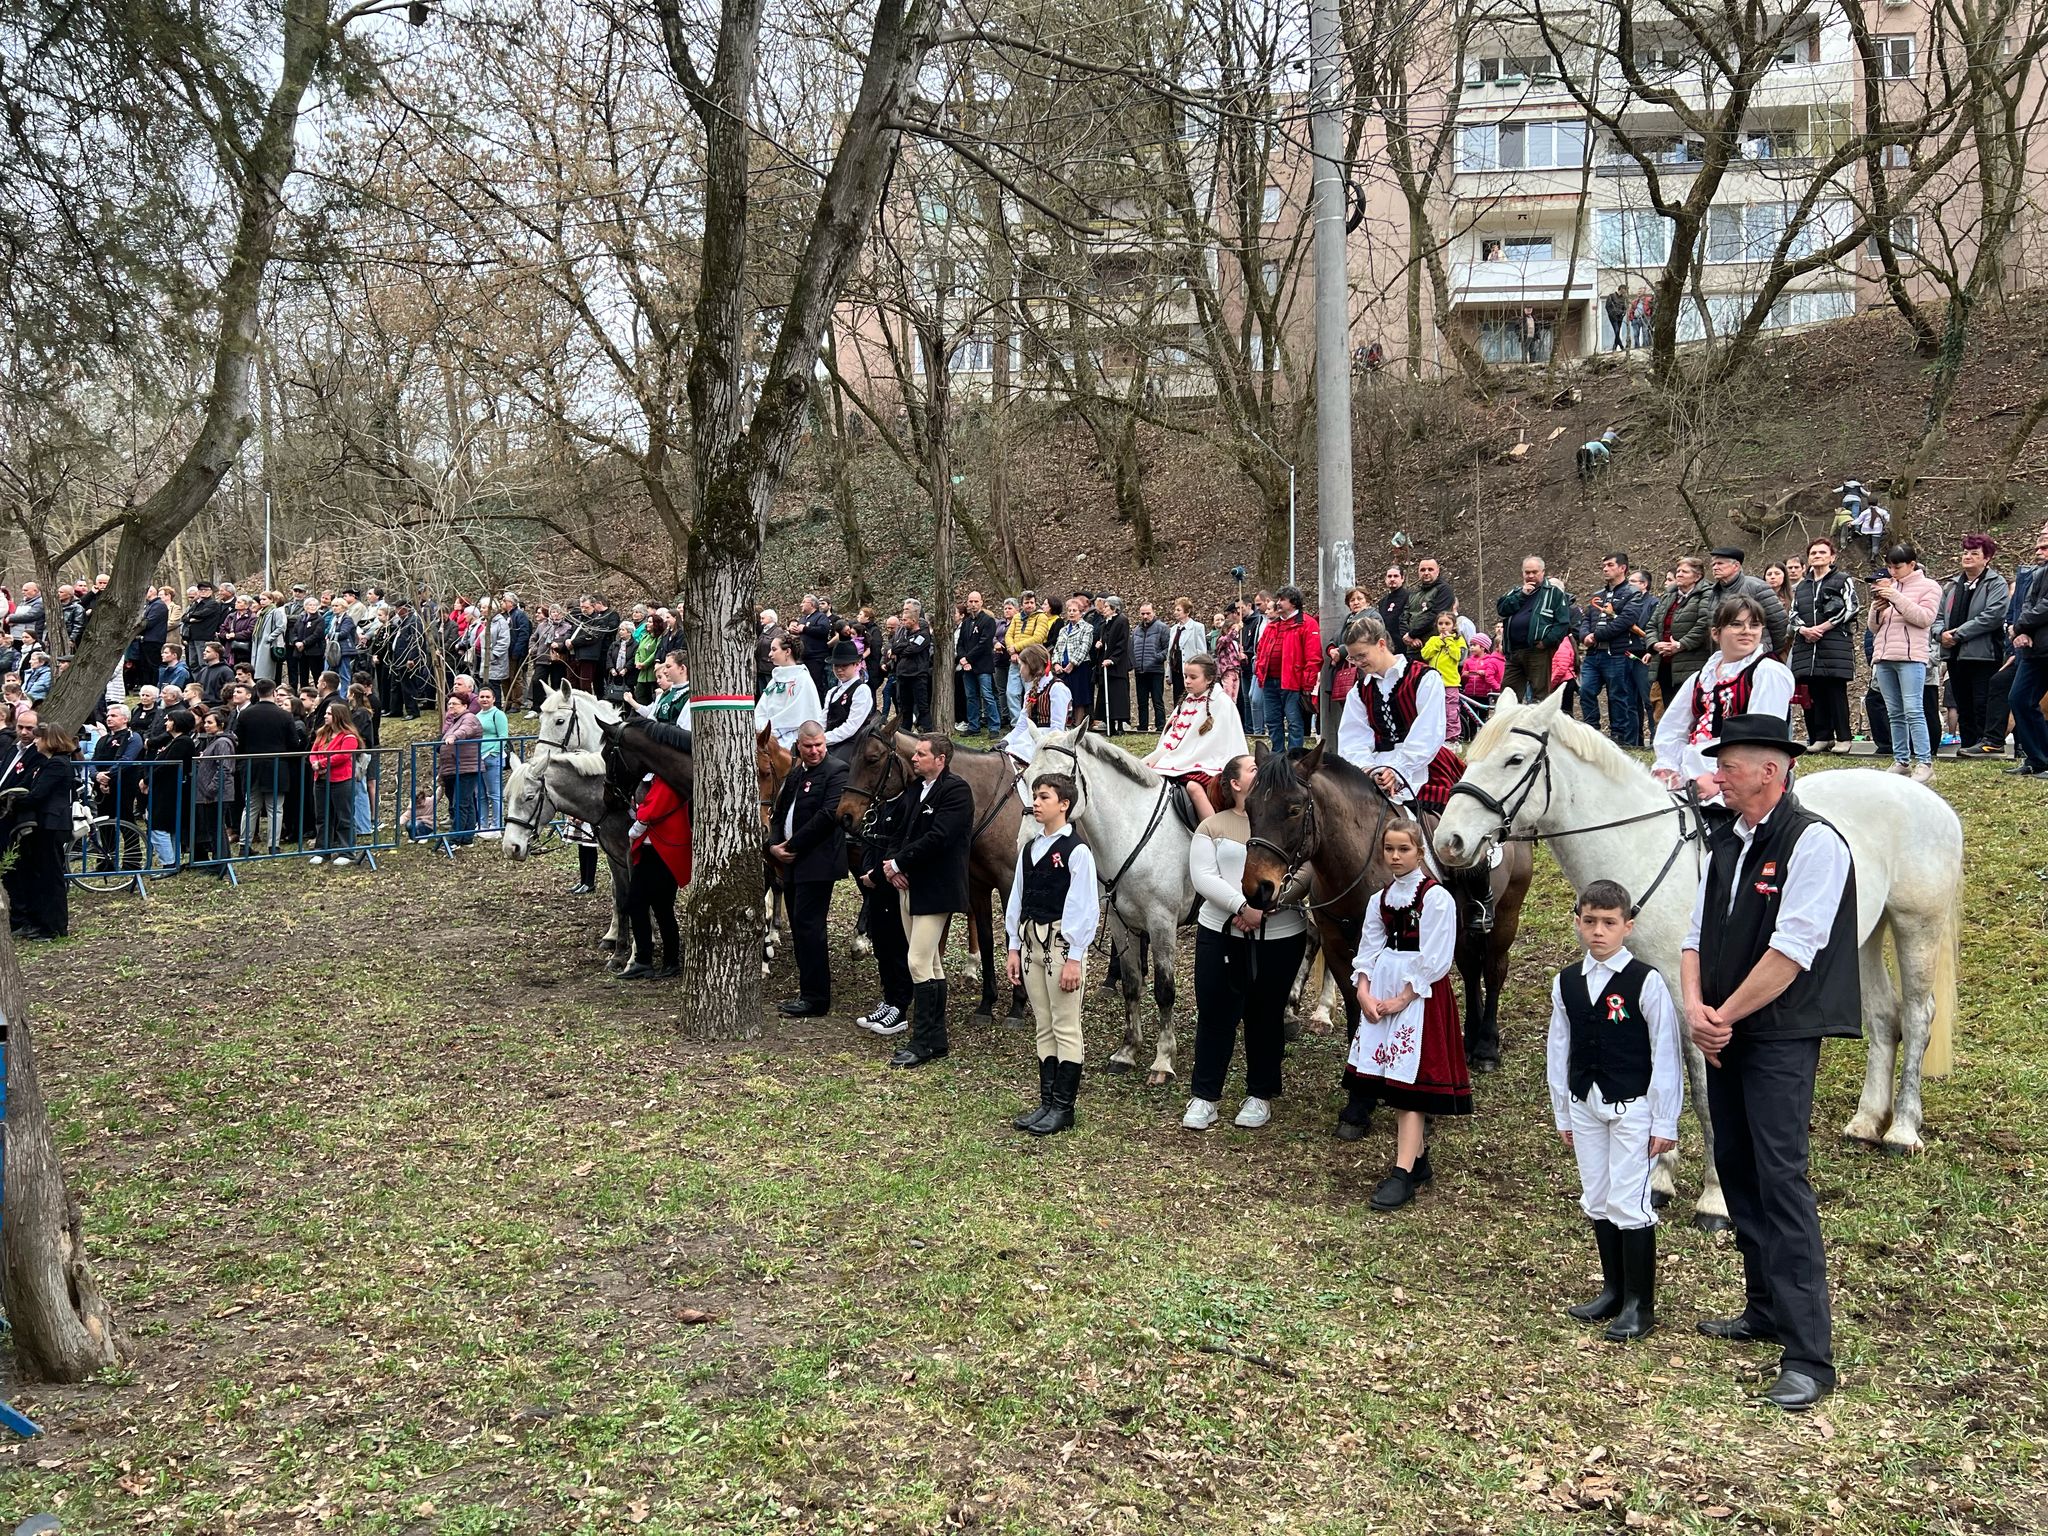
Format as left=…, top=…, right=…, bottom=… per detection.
left=862, top=1004, right=907, bottom=1036
left=308, top=855, right=325, bottom=866
left=1910, top=763, right=1935, bottom=784
left=1181, top=1098, right=1220, bottom=1131
left=332, top=854, right=353, bottom=867
left=1886, top=762, right=1911, bottom=775
left=479, top=829, right=502, bottom=840
left=1234, top=1097, right=1272, bottom=1129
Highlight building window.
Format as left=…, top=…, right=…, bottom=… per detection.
left=1866, top=215, right=1920, bottom=259
left=1634, top=44, right=1689, bottom=73
left=1596, top=209, right=1674, bottom=267
left=1261, top=185, right=1284, bottom=223
left=1260, top=260, right=1280, bottom=293
left=1249, top=328, right=1271, bottom=372
left=950, top=337, right=994, bottom=373
left=1705, top=206, right=1745, bottom=263
left=1875, top=36, right=1914, bottom=79
left=1479, top=313, right=1552, bottom=364
left=1882, top=143, right=1911, bottom=169
left=1502, top=234, right=1556, bottom=261
left=1463, top=119, right=1586, bottom=171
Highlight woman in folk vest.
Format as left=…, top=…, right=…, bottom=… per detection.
left=1347, top=817, right=1468, bottom=1211
left=1142, top=654, right=1248, bottom=822
left=1000, top=643, right=1070, bottom=767
left=1652, top=594, right=1794, bottom=801
left=1332, top=610, right=1464, bottom=814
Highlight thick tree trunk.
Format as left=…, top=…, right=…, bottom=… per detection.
left=0, top=899, right=121, bottom=1382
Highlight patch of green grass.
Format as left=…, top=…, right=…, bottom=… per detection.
left=0, top=752, right=2043, bottom=1533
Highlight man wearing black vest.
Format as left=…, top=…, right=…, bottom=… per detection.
left=880, top=734, right=974, bottom=1068
left=819, top=639, right=874, bottom=759
left=767, top=722, right=849, bottom=1019
left=1682, top=714, right=1859, bottom=1412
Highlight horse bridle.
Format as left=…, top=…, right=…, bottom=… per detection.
left=503, top=698, right=590, bottom=837
left=1444, top=723, right=1706, bottom=917
left=1037, top=738, right=1181, bottom=920
left=1245, top=781, right=1390, bottom=918
left=835, top=736, right=910, bottom=848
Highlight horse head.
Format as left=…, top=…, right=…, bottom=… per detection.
left=1240, top=744, right=1320, bottom=910
left=835, top=713, right=906, bottom=831
left=1435, top=686, right=1561, bottom=868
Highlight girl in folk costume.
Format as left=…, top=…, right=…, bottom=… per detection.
left=1652, top=594, right=1793, bottom=800
left=1348, top=818, right=1469, bottom=1212
left=754, top=633, right=823, bottom=749
left=1001, top=643, right=1070, bottom=766
left=1142, top=654, right=1248, bottom=821
left=1333, top=610, right=1464, bottom=814
left=621, top=771, right=692, bottom=979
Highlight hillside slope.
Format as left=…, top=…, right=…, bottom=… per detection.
left=765, top=291, right=2048, bottom=613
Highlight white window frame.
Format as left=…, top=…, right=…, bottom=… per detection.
left=1261, top=184, right=1284, bottom=223
left=1875, top=36, right=1915, bottom=79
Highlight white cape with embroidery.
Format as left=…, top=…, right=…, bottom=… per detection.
left=1143, top=691, right=1248, bottom=776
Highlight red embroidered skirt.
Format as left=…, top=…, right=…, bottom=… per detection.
left=1344, top=983, right=1472, bottom=1116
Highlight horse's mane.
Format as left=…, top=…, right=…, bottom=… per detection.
left=1077, top=728, right=1160, bottom=788
left=631, top=718, right=693, bottom=754
left=1255, top=744, right=1392, bottom=808
left=1468, top=700, right=1645, bottom=788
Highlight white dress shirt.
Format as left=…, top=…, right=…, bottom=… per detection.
left=1335, top=655, right=1446, bottom=800
left=821, top=676, right=874, bottom=747
left=1004, top=831, right=1100, bottom=951
left=1001, top=678, right=1070, bottom=763
left=1545, top=945, right=1685, bottom=1139
left=1683, top=803, right=1852, bottom=970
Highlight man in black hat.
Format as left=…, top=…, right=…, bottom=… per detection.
left=767, top=722, right=849, bottom=1018
left=1705, top=547, right=1790, bottom=654
left=819, top=638, right=874, bottom=759
left=1681, top=713, right=1858, bottom=1412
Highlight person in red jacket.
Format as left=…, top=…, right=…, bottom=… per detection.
left=619, top=773, right=691, bottom=979
left=1253, top=585, right=1320, bottom=752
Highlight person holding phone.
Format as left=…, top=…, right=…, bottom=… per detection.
left=1865, top=542, right=1942, bottom=782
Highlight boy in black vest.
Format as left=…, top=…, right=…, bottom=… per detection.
left=1004, top=773, right=1098, bottom=1136
left=1546, top=878, right=1682, bottom=1342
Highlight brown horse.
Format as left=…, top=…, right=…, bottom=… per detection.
left=834, top=715, right=1028, bottom=1026
left=1239, top=741, right=1532, bottom=1074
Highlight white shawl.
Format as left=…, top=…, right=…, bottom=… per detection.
left=1144, top=689, right=1248, bottom=776
left=755, top=664, right=823, bottom=747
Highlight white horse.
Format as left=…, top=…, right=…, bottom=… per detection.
left=503, top=684, right=638, bottom=964
left=1014, top=723, right=1197, bottom=1085
left=1434, top=688, right=1962, bottom=1227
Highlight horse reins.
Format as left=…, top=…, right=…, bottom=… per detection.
left=1246, top=784, right=1390, bottom=920
left=503, top=699, right=588, bottom=837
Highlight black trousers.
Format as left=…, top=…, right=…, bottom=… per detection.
left=4, top=829, right=68, bottom=937
left=1705, top=1035, right=1835, bottom=1387
left=1190, top=924, right=1308, bottom=1104
left=628, top=852, right=680, bottom=967
left=1134, top=670, right=1166, bottom=732
left=896, top=674, right=933, bottom=731
left=1948, top=657, right=1998, bottom=748
left=788, top=878, right=835, bottom=1005
left=863, top=878, right=912, bottom=1009
left=1800, top=676, right=1851, bottom=743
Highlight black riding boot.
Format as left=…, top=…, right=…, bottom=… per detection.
left=1566, top=1219, right=1624, bottom=1323
left=1026, top=1060, right=1081, bottom=1136
left=1604, top=1226, right=1658, bottom=1341
left=1014, top=1057, right=1055, bottom=1130
left=889, top=979, right=950, bottom=1068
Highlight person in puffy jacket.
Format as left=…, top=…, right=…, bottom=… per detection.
left=1936, top=533, right=2011, bottom=754
left=1254, top=585, right=1320, bottom=753
left=1865, top=541, right=1943, bottom=780
left=1786, top=537, right=1859, bottom=750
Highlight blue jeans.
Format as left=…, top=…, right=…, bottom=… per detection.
left=1874, top=659, right=1931, bottom=763
left=1006, top=666, right=1025, bottom=722
left=963, top=671, right=1000, bottom=732
left=1245, top=675, right=1266, bottom=739
left=449, top=771, right=480, bottom=845
left=1578, top=649, right=1640, bottom=745
left=354, top=776, right=374, bottom=838
left=2008, top=652, right=2048, bottom=769
left=336, top=657, right=354, bottom=693
left=148, top=829, right=180, bottom=871
left=1268, top=687, right=1307, bottom=753
left=480, top=754, right=504, bottom=830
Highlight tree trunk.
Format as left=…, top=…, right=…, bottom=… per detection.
left=927, top=352, right=956, bottom=734
left=0, top=899, right=121, bottom=1382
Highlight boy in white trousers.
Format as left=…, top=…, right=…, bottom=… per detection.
left=1545, top=879, right=1684, bottom=1341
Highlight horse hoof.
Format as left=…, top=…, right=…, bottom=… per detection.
left=1692, top=1212, right=1734, bottom=1235
left=1469, top=1056, right=1500, bottom=1076
left=1102, top=1059, right=1134, bottom=1076
left=969, top=1012, right=994, bottom=1031
left=1649, top=1189, right=1673, bottom=1211
left=1145, top=1072, right=1174, bottom=1088
left=1841, top=1133, right=1884, bottom=1152
left=1880, top=1138, right=1922, bottom=1158
left=1000, top=1013, right=1032, bottom=1033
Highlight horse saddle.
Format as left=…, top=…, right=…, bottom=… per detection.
left=1166, top=782, right=1200, bottom=832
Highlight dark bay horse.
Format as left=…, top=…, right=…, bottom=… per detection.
left=833, top=716, right=1028, bottom=1026
left=1239, top=741, right=1532, bottom=1073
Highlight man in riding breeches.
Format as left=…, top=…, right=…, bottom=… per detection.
left=881, top=733, right=975, bottom=1068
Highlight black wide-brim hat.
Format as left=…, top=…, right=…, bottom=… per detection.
left=828, top=639, right=862, bottom=667
left=1703, top=713, right=1807, bottom=757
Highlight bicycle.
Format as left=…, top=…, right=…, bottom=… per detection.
left=67, top=790, right=151, bottom=894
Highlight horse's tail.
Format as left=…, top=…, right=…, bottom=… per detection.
left=1923, top=855, right=1961, bottom=1079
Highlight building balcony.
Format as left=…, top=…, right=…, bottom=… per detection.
left=1451, top=256, right=1599, bottom=306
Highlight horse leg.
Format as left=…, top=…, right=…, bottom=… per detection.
left=1681, top=1036, right=1731, bottom=1232
left=1105, top=921, right=1143, bottom=1074
left=1455, top=937, right=1496, bottom=1074
left=971, top=891, right=998, bottom=1029
left=1144, top=925, right=1179, bottom=1087
left=1843, top=936, right=1900, bottom=1148
left=1882, top=922, right=1939, bottom=1156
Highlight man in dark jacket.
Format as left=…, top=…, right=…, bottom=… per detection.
left=1094, top=595, right=1132, bottom=734
left=2004, top=523, right=2048, bottom=775
left=1786, top=539, right=1858, bottom=749
left=180, top=582, right=226, bottom=663
left=1936, top=534, right=2011, bottom=753
left=795, top=595, right=837, bottom=697
left=1403, top=557, right=1458, bottom=648
left=89, top=703, right=146, bottom=864
left=1705, top=547, right=1790, bottom=654
left=506, top=595, right=533, bottom=706
left=767, top=723, right=850, bottom=1017
left=1376, top=566, right=1411, bottom=656
left=233, top=679, right=303, bottom=853
left=1578, top=551, right=1647, bottom=746
left=1497, top=556, right=1574, bottom=701
left=880, top=733, right=974, bottom=1068
left=128, top=585, right=172, bottom=697
left=1128, top=601, right=1171, bottom=732
left=889, top=601, right=935, bottom=730
left=955, top=591, right=1000, bottom=735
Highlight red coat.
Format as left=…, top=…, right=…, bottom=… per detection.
left=1254, top=611, right=1322, bottom=692
left=632, top=777, right=693, bottom=885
